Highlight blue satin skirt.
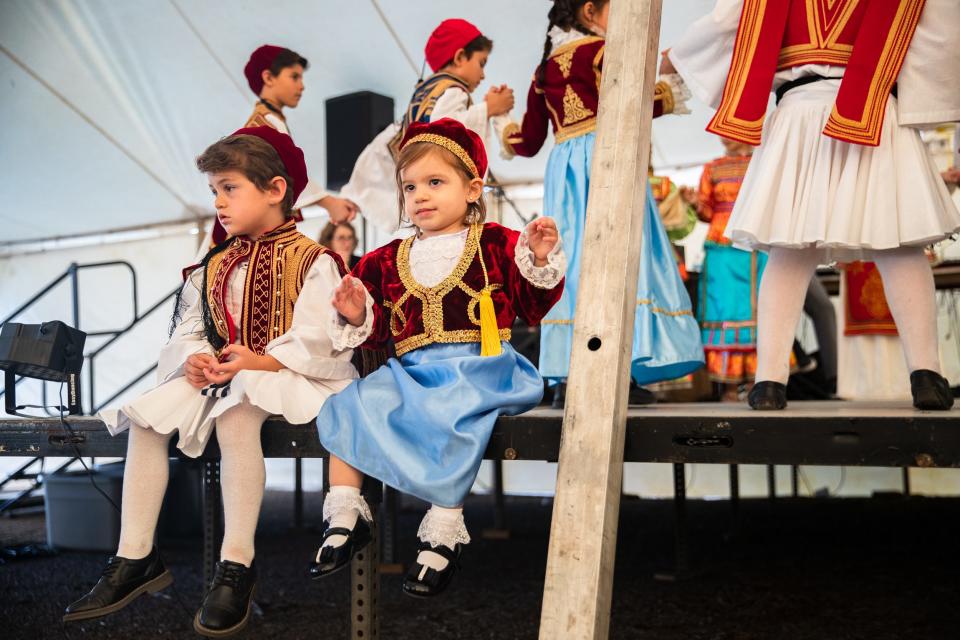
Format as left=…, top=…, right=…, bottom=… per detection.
left=316, top=342, right=543, bottom=507
left=538, top=132, right=704, bottom=385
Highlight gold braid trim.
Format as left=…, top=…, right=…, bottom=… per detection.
left=401, top=133, right=479, bottom=178
left=655, top=79, right=675, bottom=115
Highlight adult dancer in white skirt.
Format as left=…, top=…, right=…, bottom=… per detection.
left=666, top=0, right=960, bottom=410
left=65, top=127, right=358, bottom=637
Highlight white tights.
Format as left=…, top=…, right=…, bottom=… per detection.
left=116, top=401, right=269, bottom=567
left=755, top=246, right=941, bottom=384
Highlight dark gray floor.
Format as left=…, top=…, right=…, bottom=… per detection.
left=2, top=489, right=959, bottom=639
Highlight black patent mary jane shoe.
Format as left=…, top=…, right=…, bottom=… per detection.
left=308, top=517, right=372, bottom=580
left=402, top=541, right=462, bottom=599
left=193, top=560, right=257, bottom=638
left=748, top=381, right=788, bottom=411
left=910, top=369, right=955, bottom=411
left=63, top=546, right=172, bottom=623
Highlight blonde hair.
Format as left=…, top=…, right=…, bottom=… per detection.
left=394, top=142, right=486, bottom=227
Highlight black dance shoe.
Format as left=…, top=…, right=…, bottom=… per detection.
left=551, top=382, right=567, bottom=409
left=748, top=381, right=788, bottom=410
left=629, top=383, right=657, bottom=405
left=402, top=541, right=462, bottom=599
left=193, top=560, right=257, bottom=638
left=63, top=546, right=172, bottom=623
left=910, top=370, right=955, bottom=411
left=308, top=517, right=372, bottom=580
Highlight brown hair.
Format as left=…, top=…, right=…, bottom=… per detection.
left=196, top=135, right=296, bottom=214
left=395, top=142, right=486, bottom=228
left=440, top=35, right=494, bottom=71
left=538, top=0, right=609, bottom=85
left=318, top=221, right=358, bottom=251
left=270, top=48, right=309, bottom=76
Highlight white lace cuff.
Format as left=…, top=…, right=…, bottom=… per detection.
left=328, top=284, right=376, bottom=351
left=417, top=509, right=471, bottom=548
left=514, top=231, right=567, bottom=289
left=322, top=490, right=374, bottom=524
left=659, top=73, right=692, bottom=115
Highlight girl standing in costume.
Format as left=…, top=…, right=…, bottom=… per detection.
left=501, top=0, right=704, bottom=405
left=310, top=119, right=566, bottom=597
left=666, top=0, right=959, bottom=410
left=341, top=18, right=516, bottom=232
left=65, top=127, right=358, bottom=637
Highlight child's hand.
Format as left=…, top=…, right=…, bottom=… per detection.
left=320, top=195, right=360, bottom=223
left=202, top=345, right=281, bottom=385
left=485, top=85, right=515, bottom=117
left=679, top=185, right=698, bottom=206
left=526, top=217, right=559, bottom=266
left=332, top=276, right=368, bottom=327
left=185, top=353, right=217, bottom=389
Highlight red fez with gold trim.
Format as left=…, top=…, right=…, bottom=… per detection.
left=399, top=118, right=488, bottom=179
left=244, top=45, right=285, bottom=96
left=231, top=126, right=308, bottom=203
left=424, top=19, right=483, bottom=73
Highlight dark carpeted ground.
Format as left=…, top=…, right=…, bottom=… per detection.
left=2, top=489, right=959, bottom=639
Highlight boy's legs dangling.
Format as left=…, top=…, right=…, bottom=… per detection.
left=64, top=425, right=174, bottom=622
left=194, top=400, right=269, bottom=637
left=309, top=455, right=373, bottom=579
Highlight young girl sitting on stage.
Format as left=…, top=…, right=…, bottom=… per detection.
left=311, top=118, right=566, bottom=597
left=65, top=127, right=358, bottom=637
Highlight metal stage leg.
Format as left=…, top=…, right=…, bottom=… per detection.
left=202, top=460, right=222, bottom=587
left=655, top=463, right=690, bottom=582
left=352, top=481, right=382, bottom=639
left=729, top=464, right=740, bottom=531
left=482, top=459, right=510, bottom=540
left=791, top=465, right=800, bottom=497
left=767, top=465, right=777, bottom=501
left=379, top=486, right=403, bottom=574
left=294, top=458, right=304, bottom=529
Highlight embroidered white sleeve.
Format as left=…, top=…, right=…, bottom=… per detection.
left=514, top=231, right=567, bottom=289
left=327, top=283, right=376, bottom=351
left=662, top=73, right=692, bottom=115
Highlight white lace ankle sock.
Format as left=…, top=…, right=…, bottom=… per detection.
left=415, top=506, right=471, bottom=579
left=318, top=485, right=372, bottom=556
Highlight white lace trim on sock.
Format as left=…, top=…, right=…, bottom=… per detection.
left=322, top=490, right=373, bottom=524
left=416, top=509, right=471, bottom=549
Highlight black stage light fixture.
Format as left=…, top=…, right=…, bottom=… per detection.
left=0, top=321, right=86, bottom=416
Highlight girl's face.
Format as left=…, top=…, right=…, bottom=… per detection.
left=400, top=149, right=483, bottom=239
left=331, top=225, right=357, bottom=256
left=208, top=170, right=286, bottom=240
left=263, top=64, right=305, bottom=108
left=449, top=49, right=489, bottom=92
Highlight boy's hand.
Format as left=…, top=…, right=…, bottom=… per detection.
left=202, top=344, right=282, bottom=385
left=526, top=217, right=559, bottom=266
left=320, top=195, right=359, bottom=223
left=332, top=276, right=368, bottom=327
left=659, top=49, right=677, bottom=75
left=185, top=353, right=217, bottom=389
left=485, top=85, right=515, bottom=117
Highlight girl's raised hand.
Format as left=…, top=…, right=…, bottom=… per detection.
left=526, top=217, right=559, bottom=265
left=332, top=275, right=368, bottom=327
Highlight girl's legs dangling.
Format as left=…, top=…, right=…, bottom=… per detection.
left=317, top=456, right=371, bottom=554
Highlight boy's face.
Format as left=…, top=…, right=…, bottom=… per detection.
left=400, top=149, right=483, bottom=239
left=208, top=171, right=286, bottom=239
left=448, top=48, right=488, bottom=92
left=262, top=64, right=305, bottom=108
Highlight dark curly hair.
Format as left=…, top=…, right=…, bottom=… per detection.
left=537, top=0, right=609, bottom=85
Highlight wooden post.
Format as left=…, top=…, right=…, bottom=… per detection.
left=538, top=1, right=662, bottom=638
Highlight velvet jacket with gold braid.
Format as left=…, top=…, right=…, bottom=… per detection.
left=352, top=222, right=563, bottom=357
left=501, top=36, right=678, bottom=157
left=202, top=220, right=345, bottom=355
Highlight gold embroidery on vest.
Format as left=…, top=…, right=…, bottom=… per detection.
left=555, top=50, right=574, bottom=78
left=562, top=85, right=594, bottom=125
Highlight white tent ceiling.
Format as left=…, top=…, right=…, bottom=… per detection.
left=0, top=0, right=719, bottom=244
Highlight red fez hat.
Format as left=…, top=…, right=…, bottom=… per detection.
left=399, top=118, right=488, bottom=179
left=244, top=45, right=285, bottom=95
left=231, top=126, right=308, bottom=203
left=424, top=19, right=483, bottom=73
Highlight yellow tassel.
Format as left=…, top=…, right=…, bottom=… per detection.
left=478, top=288, right=502, bottom=357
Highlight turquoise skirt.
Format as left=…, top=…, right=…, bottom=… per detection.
left=698, top=243, right=768, bottom=348
left=316, top=342, right=542, bottom=507
left=538, top=132, right=704, bottom=385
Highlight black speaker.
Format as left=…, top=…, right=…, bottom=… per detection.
left=0, top=321, right=87, bottom=415
left=325, top=91, right=395, bottom=191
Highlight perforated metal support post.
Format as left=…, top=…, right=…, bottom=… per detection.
left=202, top=460, right=222, bottom=586
left=729, top=464, right=740, bottom=527
left=673, top=463, right=689, bottom=575
left=380, top=486, right=399, bottom=566
left=294, top=458, right=304, bottom=529
left=352, top=481, right=382, bottom=639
